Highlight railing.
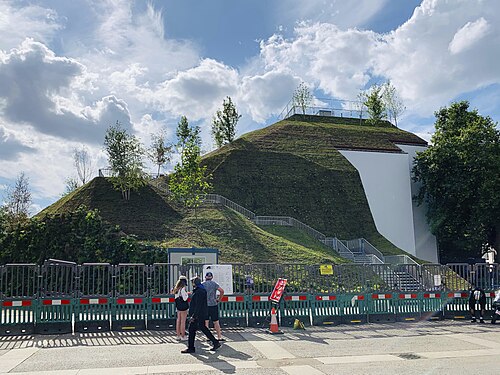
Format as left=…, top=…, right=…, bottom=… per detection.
left=204, top=194, right=256, bottom=220
left=385, top=255, right=418, bottom=265
left=361, top=239, right=385, bottom=263
left=278, top=98, right=369, bottom=121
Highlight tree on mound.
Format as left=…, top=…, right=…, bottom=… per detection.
left=170, top=118, right=212, bottom=209
left=104, top=121, right=147, bottom=200
left=413, top=101, right=500, bottom=262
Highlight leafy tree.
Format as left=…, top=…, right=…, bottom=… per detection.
left=292, top=82, right=313, bottom=115
left=73, top=146, right=94, bottom=184
left=169, top=133, right=212, bottom=209
left=413, top=101, right=500, bottom=262
left=211, top=96, right=241, bottom=148
left=382, top=81, right=405, bottom=128
left=363, top=84, right=386, bottom=126
left=3, top=172, right=32, bottom=225
left=176, top=116, right=191, bottom=150
left=104, top=122, right=147, bottom=200
left=148, top=131, right=172, bottom=177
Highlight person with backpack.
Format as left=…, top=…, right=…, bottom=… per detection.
left=172, top=275, right=189, bottom=341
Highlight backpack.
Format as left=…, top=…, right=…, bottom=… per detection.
left=175, top=288, right=189, bottom=311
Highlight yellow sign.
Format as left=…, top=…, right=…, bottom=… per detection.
left=320, top=264, right=333, bottom=275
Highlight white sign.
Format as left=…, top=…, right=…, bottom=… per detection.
left=433, top=274, right=442, bottom=286
left=203, top=264, right=233, bottom=295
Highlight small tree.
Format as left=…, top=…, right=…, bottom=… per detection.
left=148, top=131, right=172, bottom=177
left=3, top=172, right=32, bottom=225
left=212, top=96, right=241, bottom=148
left=73, top=146, right=94, bottom=185
left=292, top=82, right=313, bottom=115
left=363, top=84, right=386, bottom=126
left=169, top=134, right=212, bottom=209
left=104, top=122, right=146, bottom=200
left=382, top=81, right=405, bottom=127
left=176, top=116, right=191, bottom=151
left=62, top=177, right=79, bottom=196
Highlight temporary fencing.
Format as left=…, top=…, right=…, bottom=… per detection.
left=0, top=262, right=499, bottom=335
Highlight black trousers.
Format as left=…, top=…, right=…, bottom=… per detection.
left=187, top=319, right=218, bottom=350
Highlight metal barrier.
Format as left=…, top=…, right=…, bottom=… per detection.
left=396, top=293, right=420, bottom=322
left=368, top=293, right=396, bottom=323
left=280, top=294, right=312, bottom=327
left=248, top=294, right=272, bottom=327
left=74, top=263, right=112, bottom=333
left=0, top=264, right=38, bottom=335
left=36, top=261, right=75, bottom=334
left=443, top=291, right=470, bottom=320
left=112, top=264, right=148, bottom=331
left=1, top=262, right=499, bottom=335
left=311, top=294, right=341, bottom=325
left=218, top=295, right=247, bottom=327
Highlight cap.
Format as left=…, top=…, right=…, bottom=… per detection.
left=205, top=272, right=213, bottom=278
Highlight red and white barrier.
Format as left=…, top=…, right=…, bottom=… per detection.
left=423, top=293, right=441, bottom=298
left=399, top=294, right=418, bottom=299
left=116, top=298, right=143, bottom=305
left=220, top=296, right=244, bottom=302
left=284, top=295, right=307, bottom=301
left=447, top=292, right=468, bottom=298
left=252, top=295, right=270, bottom=302
left=42, top=299, right=71, bottom=305
left=315, top=295, right=337, bottom=301
left=2, top=300, right=32, bottom=307
left=79, top=298, right=108, bottom=305
left=371, top=294, right=392, bottom=299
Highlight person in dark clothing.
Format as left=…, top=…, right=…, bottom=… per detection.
left=469, top=286, right=487, bottom=323
left=181, top=277, right=221, bottom=354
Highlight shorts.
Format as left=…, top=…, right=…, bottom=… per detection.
left=207, top=305, right=219, bottom=322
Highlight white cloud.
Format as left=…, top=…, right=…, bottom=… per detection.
left=0, top=1, right=61, bottom=50
left=449, top=17, right=491, bottom=55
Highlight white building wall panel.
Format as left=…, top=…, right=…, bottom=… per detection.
left=339, top=150, right=417, bottom=255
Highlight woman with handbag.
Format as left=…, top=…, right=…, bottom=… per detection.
left=172, top=275, right=189, bottom=340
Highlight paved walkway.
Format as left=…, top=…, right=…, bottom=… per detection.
left=0, top=321, right=499, bottom=374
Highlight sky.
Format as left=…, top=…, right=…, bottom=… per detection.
left=1, top=0, right=499, bottom=213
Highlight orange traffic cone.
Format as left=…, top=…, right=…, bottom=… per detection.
left=268, top=307, right=283, bottom=334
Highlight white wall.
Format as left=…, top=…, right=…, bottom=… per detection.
left=340, top=150, right=416, bottom=255
left=396, top=145, right=438, bottom=263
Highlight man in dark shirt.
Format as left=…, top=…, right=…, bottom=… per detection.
left=181, top=277, right=221, bottom=353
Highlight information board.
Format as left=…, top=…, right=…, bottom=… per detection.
left=203, top=264, right=234, bottom=295
left=320, top=264, right=333, bottom=275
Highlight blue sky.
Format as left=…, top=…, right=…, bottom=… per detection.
left=0, top=0, right=499, bottom=212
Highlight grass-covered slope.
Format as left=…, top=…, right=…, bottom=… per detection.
left=160, top=207, right=347, bottom=264
left=38, top=178, right=347, bottom=263
left=203, top=115, right=426, bottom=255
left=38, top=177, right=182, bottom=240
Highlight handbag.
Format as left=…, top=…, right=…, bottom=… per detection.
left=175, top=290, right=189, bottom=311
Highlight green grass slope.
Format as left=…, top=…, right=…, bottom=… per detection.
left=38, top=177, right=182, bottom=240
left=203, top=115, right=426, bottom=255
left=159, top=207, right=347, bottom=264
left=38, top=178, right=347, bottom=263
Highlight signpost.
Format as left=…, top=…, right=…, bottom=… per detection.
left=270, top=278, right=288, bottom=303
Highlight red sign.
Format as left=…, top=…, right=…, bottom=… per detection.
left=270, top=278, right=288, bottom=303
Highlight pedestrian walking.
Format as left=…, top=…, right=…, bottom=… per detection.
left=172, top=275, right=189, bottom=341
left=469, top=286, right=487, bottom=323
left=203, top=271, right=225, bottom=341
left=181, top=277, right=220, bottom=354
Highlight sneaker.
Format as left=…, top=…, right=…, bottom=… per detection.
left=175, top=336, right=181, bottom=341
left=181, top=348, right=195, bottom=354
left=470, top=318, right=477, bottom=323
left=479, top=319, right=485, bottom=324
left=180, top=336, right=188, bottom=341
left=210, top=342, right=221, bottom=351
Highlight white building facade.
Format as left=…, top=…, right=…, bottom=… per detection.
left=340, top=145, right=438, bottom=263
